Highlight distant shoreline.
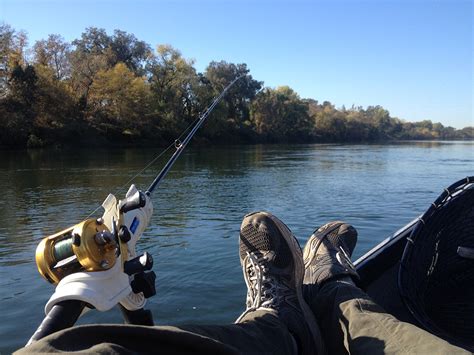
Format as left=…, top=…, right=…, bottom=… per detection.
left=1, top=137, right=472, bottom=152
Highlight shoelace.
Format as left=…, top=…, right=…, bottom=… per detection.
left=243, top=251, right=288, bottom=310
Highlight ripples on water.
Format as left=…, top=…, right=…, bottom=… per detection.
left=0, top=141, right=473, bottom=351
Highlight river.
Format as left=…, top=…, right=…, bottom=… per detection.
left=0, top=141, right=472, bottom=352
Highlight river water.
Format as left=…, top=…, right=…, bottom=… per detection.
left=0, top=141, right=472, bottom=351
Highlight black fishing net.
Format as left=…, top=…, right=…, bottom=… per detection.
left=399, top=177, right=474, bottom=350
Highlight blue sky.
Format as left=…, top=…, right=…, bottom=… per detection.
left=1, top=0, right=472, bottom=128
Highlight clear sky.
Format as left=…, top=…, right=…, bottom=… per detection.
left=1, top=0, right=472, bottom=128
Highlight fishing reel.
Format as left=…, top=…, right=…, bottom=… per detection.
left=35, top=184, right=156, bottom=314
left=36, top=218, right=118, bottom=284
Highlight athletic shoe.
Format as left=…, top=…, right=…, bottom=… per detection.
left=236, top=212, right=325, bottom=354
left=303, top=221, right=359, bottom=287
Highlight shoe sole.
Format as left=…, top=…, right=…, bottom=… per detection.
left=303, top=221, right=345, bottom=268
left=263, top=212, right=326, bottom=354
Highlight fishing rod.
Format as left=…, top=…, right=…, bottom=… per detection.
left=146, top=74, right=244, bottom=195
left=28, top=75, right=245, bottom=345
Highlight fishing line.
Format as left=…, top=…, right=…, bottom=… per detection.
left=84, top=116, right=205, bottom=219
left=84, top=142, right=175, bottom=219
left=84, top=75, right=244, bottom=219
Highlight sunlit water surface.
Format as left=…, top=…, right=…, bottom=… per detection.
left=0, top=141, right=472, bottom=352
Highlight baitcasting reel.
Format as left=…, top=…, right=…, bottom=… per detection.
left=36, top=218, right=117, bottom=284
left=35, top=185, right=156, bottom=314
left=36, top=188, right=146, bottom=284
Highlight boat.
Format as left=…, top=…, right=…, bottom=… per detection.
left=356, top=176, right=474, bottom=351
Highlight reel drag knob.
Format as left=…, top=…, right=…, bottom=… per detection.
left=124, top=252, right=153, bottom=276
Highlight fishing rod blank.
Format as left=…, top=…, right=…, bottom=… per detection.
left=145, top=75, right=244, bottom=195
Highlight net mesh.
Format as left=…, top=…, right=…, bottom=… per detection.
left=399, top=177, right=474, bottom=350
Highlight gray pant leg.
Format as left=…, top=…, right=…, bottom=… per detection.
left=179, top=309, right=296, bottom=354
left=16, top=310, right=296, bottom=354
left=313, top=280, right=469, bottom=355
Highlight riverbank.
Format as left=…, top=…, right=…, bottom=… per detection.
left=2, top=25, right=472, bottom=150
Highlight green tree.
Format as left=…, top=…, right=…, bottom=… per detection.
left=313, top=108, right=347, bottom=141
left=69, top=27, right=151, bottom=109
left=88, top=62, right=151, bottom=136
left=109, top=30, right=151, bottom=75
left=33, top=34, right=71, bottom=80
left=2, top=23, right=472, bottom=147
left=251, top=86, right=311, bottom=142
left=69, top=49, right=108, bottom=108
left=32, top=64, right=80, bottom=144
left=0, top=64, right=38, bottom=146
left=72, top=27, right=111, bottom=54
left=0, top=24, right=28, bottom=98
left=147, top=44, right=200, bottom=135
left=202, top=61, right=262, bottom=140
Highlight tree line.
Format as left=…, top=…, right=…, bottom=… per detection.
left=0, top=24, right=472, bottom=148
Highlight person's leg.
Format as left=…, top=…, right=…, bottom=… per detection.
left=17, top=212, right=323, bottom=354
left=180, top=212, right=325, bottom=354
left=183, top=211, right=324, bottom=354
left=179, top=309, right=296, bottom=354
left=16, top=314, right=294, bottom=355
left=303, top=221, right=469, bottom=355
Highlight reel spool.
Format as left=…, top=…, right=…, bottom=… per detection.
left=36, top=218, right=118, bottom=284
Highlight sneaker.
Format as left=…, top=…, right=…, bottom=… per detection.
left=303, top=221, right=359, bottom=287
left=236, top=212, right=325, bottom=354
